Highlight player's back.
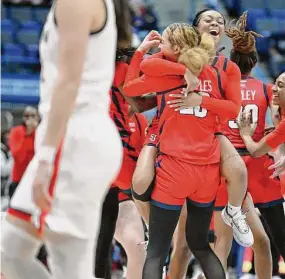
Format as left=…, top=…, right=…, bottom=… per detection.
left=158, top=65, right=226, bottom=165
left=39, top=0, right=117, bottom=118
left=221, top=76, right=271, bottom=150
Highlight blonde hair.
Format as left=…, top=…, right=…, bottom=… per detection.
left=165, top=23, right=215, bottom=75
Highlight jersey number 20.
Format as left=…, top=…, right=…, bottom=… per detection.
left=229, top=104, right=259, bottom=129
left=179, top=93, right=209, bottom=118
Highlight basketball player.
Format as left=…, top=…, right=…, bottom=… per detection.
left=213, top=12, right=284, bottom=278
left=132, top=10, right=253, bottom=260
left=123, top=25, right=230, bottom=279
left=1, top=1, right=131, bottom=279
left=133, top=11, right=250, bottom=278
left=239, top=71, right=285, bottom=258
left=239, top=72, right=285, bottom=156
left=95, top=49, right=153, bottom=279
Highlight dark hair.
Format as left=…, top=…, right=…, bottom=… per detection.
left=1, top=130, right=9, bottom=145
left=226, top=12, right=262, bottom=74
left=116, top=47, right=136, bottom=62
left=114, top=0, right=132, bottom=49
left=192, top=8, right=226, bottom=27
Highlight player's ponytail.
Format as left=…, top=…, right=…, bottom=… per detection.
left=114, top=0, right=132, bottom=49
left=226, top=11, right=263, bottom=74
left=177, top=32, right=215, bottom=76
left=178, top=47, right=209, bottom=76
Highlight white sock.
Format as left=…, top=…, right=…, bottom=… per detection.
left=227, top=203, right=241, bottom=216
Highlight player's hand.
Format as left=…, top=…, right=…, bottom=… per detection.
left=184, top=68, right=200, bottom=92
left=25, top=118, right=39, bottom=135
left=32, top=161, right=53, bottom=212
left=137, top=30, right=161, bottom=54
left=268, top=155, right=285, bottom=178
left=237, top=111, right=257, bottom=137
left=167, top=92, right=203, bottom=111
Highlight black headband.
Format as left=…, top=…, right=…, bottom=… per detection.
left=192, top=9, right=226, bottom=27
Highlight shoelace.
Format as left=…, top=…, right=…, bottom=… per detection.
left=138, top=240, right=148, bottom=250
left=232, top=210, right=250, bottom=234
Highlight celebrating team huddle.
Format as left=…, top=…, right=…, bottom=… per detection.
left=1, top=0, right=285, bottom=279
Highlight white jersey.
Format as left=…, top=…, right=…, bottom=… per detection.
left=9, top=0, right=123, bottom=241
left=38, top=0, right=117, bottom=117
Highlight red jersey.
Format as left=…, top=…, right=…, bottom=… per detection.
left=109, top=62, right=139, bottom=159
left=128, top=113, right=148, bottom=152
left=139, top=52, right=241, bottom=121
left=156, top=66, right=226, bottom=164
left=109, top=62, right=131, bottom=139
left=265, top=115, right=285, bottom=149
left=221, top=76, right=273, bottom=150
left=123, top=50, right=237, bottom=164
left=9, top=125, right=35, bottom=182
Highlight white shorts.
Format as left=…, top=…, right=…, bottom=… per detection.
left=10, top=109, right=122, bottom=240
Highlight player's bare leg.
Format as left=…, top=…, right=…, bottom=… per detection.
left=132, top=145, right=157, bottom=225
left=218, top=135, right=254, bottom=247
left=218, top=135, right=247, bottom=207
left=214, top=194, right=272, bottom=279
left=114, top=200, right=146, bottom=279
left=167, top=204, right=192, bottom=279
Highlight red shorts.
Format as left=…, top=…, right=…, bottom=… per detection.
left=112, top=149, right=137, bottom=190
left=151, top=154, right=220, bottom=208
left=280, top=172, right=285, bottom=197
left=144, top=116, right=159, bottom=147
left=118, top=189, right=132, bottom=203
left=215, top=155, right=284, bottom=210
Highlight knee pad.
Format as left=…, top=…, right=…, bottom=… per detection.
left=131, top=178, right=155, bottom=202
left=1, top=220, right=41, bottom=259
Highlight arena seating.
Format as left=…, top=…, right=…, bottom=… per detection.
left=1, top=4, right=158, bottom=75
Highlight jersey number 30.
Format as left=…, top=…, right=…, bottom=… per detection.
left=229, top=104, right=259, bottom=129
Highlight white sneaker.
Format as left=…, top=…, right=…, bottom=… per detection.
left=191, top=264, right=205, bottom=279
left=222, top=207, right=254, bottom=247
left=239, top=274, right=255, bottom=279
left=272, top=276, right=282, bottom=279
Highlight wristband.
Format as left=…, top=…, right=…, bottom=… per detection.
left=37, top=146, right=57, bottom=164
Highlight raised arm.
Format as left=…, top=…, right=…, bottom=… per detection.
left=239, top=112, right=285, bottom=157
left=124, top=30, right=186, bottom=96
left=140, top=57, right=186, bottom=76
left=123, top=50, right=182, bottom=96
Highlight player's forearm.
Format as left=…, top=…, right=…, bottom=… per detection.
left=140, top=58, right=186, bottom=76
left=201, top=97, right=240, bottom=119
left=241, top=135, right=270, bottom=157
left=42, top=79, right=79, bottom=149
